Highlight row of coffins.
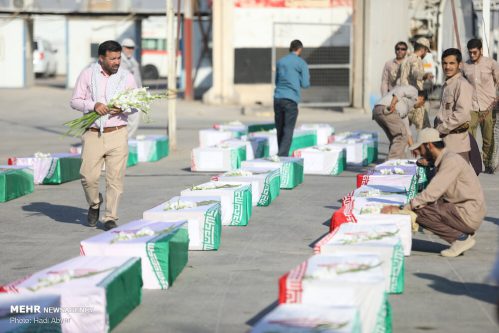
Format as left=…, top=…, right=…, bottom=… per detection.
left=0, top=133, right=308, bottom=332
left=251, top=157, right=426, bottom=333
left=193, top=122, right=338, bottom=173
left=0, top=135, right=169, bottom=203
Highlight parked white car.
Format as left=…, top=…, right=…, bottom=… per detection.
left=33, top=38, right=57, bottom=77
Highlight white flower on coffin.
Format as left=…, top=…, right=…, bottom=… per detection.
left=34, top=152, right=51, bottom=158
left=267, top=155, right=280, bottom=162
left=339, top=229, right=399, bottom=245
left=217, top=143, right=230, bottom=149
left=190, top=183, right=241, bottom=191
left=28, top=268, right=114, bottom=292
left=112, top=227, right=155, bottom=243
left=313, top=146, right=332, bottom=152
left=359, top=203, right=386, bottom=214
left=310, top=261, right=382, bottom=277
left=380, top=169, right=394, bottom=175
left=224, top=170, right=253, bottom=177
left=394, top=167, right=405, bottom=175
left=164, top=199, right=197, bottom=211
left=136, top=135, right=146, bottom=140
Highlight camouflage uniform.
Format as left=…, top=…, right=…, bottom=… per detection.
left=400, top=53, right=431, bottom=130
left=380, top=58, right=402, bottom=96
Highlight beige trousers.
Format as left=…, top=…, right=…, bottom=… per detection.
left=80, top=127, right=128, bottom=222
left=373, top=105, right=408, bottom=159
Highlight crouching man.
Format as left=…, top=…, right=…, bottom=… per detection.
left=383, top=128, right=486, bottom=257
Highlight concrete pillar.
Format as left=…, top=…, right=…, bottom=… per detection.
left=24, top=18, right=34, bottom=87
left=345, top=0, right=367, bottom=113
left=203, top=0, right=238, bottom=105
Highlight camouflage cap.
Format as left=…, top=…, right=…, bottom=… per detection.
left=416, top=37, right=431, bottom=50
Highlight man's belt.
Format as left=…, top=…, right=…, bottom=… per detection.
left=449, top=122, right=469, bottom=134
left=88, top=125, right=126, bottom=133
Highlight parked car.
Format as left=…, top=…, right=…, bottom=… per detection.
left=33, top=38, right=57, bottom=77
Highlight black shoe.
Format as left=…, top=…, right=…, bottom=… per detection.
left=104, top=220, right=118, bottom=231
left=87, top=193, right=103, bottom=227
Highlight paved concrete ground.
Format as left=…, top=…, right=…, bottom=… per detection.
left=0, top=86, right=498, bottom=333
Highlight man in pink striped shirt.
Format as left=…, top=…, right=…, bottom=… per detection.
left=70, top=40, right=137, bottom=231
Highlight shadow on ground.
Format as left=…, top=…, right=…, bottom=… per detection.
left=415, top=272, right=499, bottom=305
left=22, top=202, right=86, bottom=225
left=411, top=238, right=448, bottom=253
left=246, top=300, right=278, bottom=327
left=484, top=216, right=499, bottom=226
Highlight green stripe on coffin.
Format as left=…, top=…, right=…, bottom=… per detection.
left=230, top=146, right=247, bottom=169
left=0, top=256, right=142, bottom=332
left=13, top=153, right=82, bottom=185
left=98, top=257, right=142, bottom=331
left=80, top=220, right=188, bottom=289
left=331, top=150, right=347, bottom=175
left=180, top=182, right=252, bottom=226
left=127, top=141, right=138, bottom=167
left=231, top=186, right=252, bottom=225
left=241, top=157, right=304, bottom=189
left=216, top=168, right=281, bottom=207
left=43, top=156, right=82, bottom=184
left=288, top=130, right=317, bottom=156
left=136, top=135, right=169, bottom=162
left=0, top=166, right=34, bottom=202
left=247, top=122, right=275, bottom=133
left=142, top=196, right=222, bottom=251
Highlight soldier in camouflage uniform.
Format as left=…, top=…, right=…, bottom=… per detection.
left=400, top=37, right=432, bottom=131
left=380, top=41, right=408, bottom=96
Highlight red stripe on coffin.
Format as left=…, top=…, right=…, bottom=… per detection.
left=313, top=227, right=341, bottom=254
left=278, top=261, right=308, bottom=304
left=330, top=197, right=357, bottom=232
left=356, top=173, right=370, bottom=188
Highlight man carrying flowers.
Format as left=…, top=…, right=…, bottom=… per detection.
left=70, top=40, right=137, bottom=231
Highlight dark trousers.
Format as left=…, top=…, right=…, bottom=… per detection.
left=274, top=98, right=298, bottom=156
left=415, top=199, right=475, bottom=244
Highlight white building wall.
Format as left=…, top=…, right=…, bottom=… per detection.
left=66, top=18, right=135, bottom=88
left=365, top=0, right=410, bottom=108
left=0, top=18, right=27, bottom=88
left=233, top=8, right=351, bottom=48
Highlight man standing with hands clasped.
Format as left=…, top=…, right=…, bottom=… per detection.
left=70, top=40, right=137, bottom=231
left=463, top=38, right=499, bottom=174
left=274, top=39, right=310, bottom=156
left=434, top=48, right=473, bottom=161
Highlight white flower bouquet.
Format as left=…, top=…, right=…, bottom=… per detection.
left=224, top=170, right=253, bottom=177
left=34, top=152, right=51, bottom=158
left=110, top=226, right=175, bottom=244
left=359, top=203, right=386, bottom=215
left=64, top=87, right=165, bottom=137
left=163, top=199, right=219, bottom=211
left=265, top=155, right=281, bottom=162
left=190, top=183, right=241, bottom=191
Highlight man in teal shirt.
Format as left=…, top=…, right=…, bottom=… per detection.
left=274, top=39, right=310, bottom=156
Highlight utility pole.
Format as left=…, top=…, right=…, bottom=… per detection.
left=166, top=0, right=177, bottom=150
left=184, top=0, right=194, bottom=100
left=483, top=0, right=491, bottom=57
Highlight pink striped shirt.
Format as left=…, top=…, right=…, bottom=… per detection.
left=70, top=64, right=137, bottom=128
